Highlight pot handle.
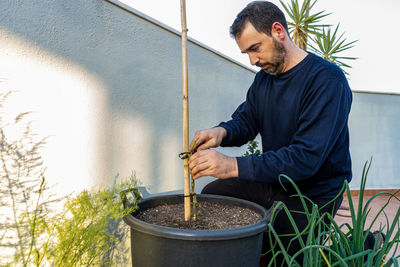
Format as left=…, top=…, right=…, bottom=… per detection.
left=120, top=188, right=143, bottom=210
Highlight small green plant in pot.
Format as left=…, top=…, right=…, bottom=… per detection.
left=244, top=140, right=262, bottom=157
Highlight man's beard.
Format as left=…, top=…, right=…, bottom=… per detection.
left=257, top=38, right=287, bottom=75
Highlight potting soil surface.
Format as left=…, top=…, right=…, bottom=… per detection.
left=136, top=201, right=263, bottom=230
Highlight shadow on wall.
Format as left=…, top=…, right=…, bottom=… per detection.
left=0, top=0, right=254, bottom=194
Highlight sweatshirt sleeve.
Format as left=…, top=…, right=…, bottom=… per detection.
left=218, top=74, right=261, bottom=147
left=236, top=77, right=352, bottom=183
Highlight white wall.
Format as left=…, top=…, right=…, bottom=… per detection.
left=349, top=92, right=400, bottom=189
left=1, top=0, right=398, bottom=264
left=0, top=0, right=398, bottom=201
left=0, top=0, right=254, bottom=197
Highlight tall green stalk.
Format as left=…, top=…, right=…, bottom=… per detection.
left=25, top=175, right=46, bottom=266
left=0, top=90, right=53, bottom=266
left=187, top=139, right=199, bottom=221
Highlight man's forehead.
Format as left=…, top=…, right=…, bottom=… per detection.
left=236, top=22, right=271, bottom=53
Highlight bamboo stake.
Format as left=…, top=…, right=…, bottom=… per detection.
left=180, top=0, right=191, bottom=221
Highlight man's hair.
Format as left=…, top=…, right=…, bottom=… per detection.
left=230, top=1, right=289, bottom=39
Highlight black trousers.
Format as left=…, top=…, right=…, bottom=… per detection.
left=201, top=178, right=343, bottom=266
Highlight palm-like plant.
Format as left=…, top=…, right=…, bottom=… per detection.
left=308, top=24, right=358, bottom=74
left=279, top=0, right=330, bottom=50
left=280, top=0, right=358, bottom=73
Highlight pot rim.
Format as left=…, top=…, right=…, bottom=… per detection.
left=123, top=194, right=269, bottom=241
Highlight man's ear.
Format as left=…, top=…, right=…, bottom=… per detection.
left=271, top=22, right=286, bottom=40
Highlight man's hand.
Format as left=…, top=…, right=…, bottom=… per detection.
left=189, top=149, right=238, bottom=180
left=190, top=127, right=227, bottom=152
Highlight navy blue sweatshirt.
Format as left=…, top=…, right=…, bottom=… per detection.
left=219, top=53, right=352, bottom=199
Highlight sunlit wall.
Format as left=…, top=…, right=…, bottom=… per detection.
left=0, top=0, right=398, bottom=198
left=1, top=37, right=111, bottom=194
left=2, top=0, right=399, bottom=264
left=0, top=0, right=254, bottom=199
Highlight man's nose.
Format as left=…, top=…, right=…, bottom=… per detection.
left=248, top=53, right=259, bottom=66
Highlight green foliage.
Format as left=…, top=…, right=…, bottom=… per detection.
left=243, top=140, right=262, bottom=157
left=12, top=175, right=52, bottom=267
left=280, top=0, right=358, bottom=73
left=39, top=174, right=139, bottom=266
left=10, top=173, right=139, bottom=267
left=0, top=90, right=57, bottom=266
left=280, top=0, right=330, bottom=50
left=0, top=89, right=140, bottom=266
left=265, top=160, right=400, bottom=266
left=308, top=24, right=358, bottom=74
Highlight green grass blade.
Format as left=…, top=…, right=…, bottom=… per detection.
left=267, top=222, right=294, bottom=265
left=293, top=245, right=349, bottom=267
left=384, top=257, right=399, bottom=267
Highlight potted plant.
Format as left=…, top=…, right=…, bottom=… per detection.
left=121, top=192, right=269, bottom=267
left=119, top=1, right=270, bottom=266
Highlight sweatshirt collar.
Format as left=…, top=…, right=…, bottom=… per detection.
left=275, top=52, right=313, bottom=79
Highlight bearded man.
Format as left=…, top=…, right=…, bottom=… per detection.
left=188, top=1, right=352, bottom=264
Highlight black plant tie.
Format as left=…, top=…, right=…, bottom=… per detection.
left=179, top=152, right=192, bottom=160
left=184, top=192, right=196, bottom=198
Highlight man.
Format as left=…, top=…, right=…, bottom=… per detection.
left=188, top=0, right=352, bottom=264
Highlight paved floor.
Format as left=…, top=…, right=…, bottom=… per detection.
left=334, top=190, right=400, bottom=258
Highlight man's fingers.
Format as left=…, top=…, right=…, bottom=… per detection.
left=190, top=133, right=205, bottom=152
left=189, top=150, right=214, bottom=179
left=189, top=136, right=200, bottom=152
left=193, top=165, right=214, bottom=179
left=196, top=143, right=207, bottom=151
left=189, top=149, right=237, bottom=180
left=191, top=161, right=209, bottom=179
left=196, top=140, right=214, bottom=151
left=190, top=128, right=219, bottom=152
left=189, top=153, right=205, bottom=169
left=193, top=171, right=206, bottom=180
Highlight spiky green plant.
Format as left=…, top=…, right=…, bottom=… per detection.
left=308, top=24, right=358, bottom=74
left=280, top=0, right=358, bottom=73
left=279, top=0, right=330, bottom=50
left=264, top=160, right=400, bottom=266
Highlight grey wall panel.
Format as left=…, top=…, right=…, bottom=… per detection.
left=0, top=0, right=398, bottom=195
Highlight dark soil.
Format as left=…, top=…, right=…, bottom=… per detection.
left=136, top=200, right=263, bottom=230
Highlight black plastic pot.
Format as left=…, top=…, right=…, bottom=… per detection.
left=122, top=193, right=269, bottom=267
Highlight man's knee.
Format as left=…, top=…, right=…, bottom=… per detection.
left=201, top=179, right=227, bottom=195
left=200, top=182, right=215, bottom=194
left=200, top=178, right=245, bottom=198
